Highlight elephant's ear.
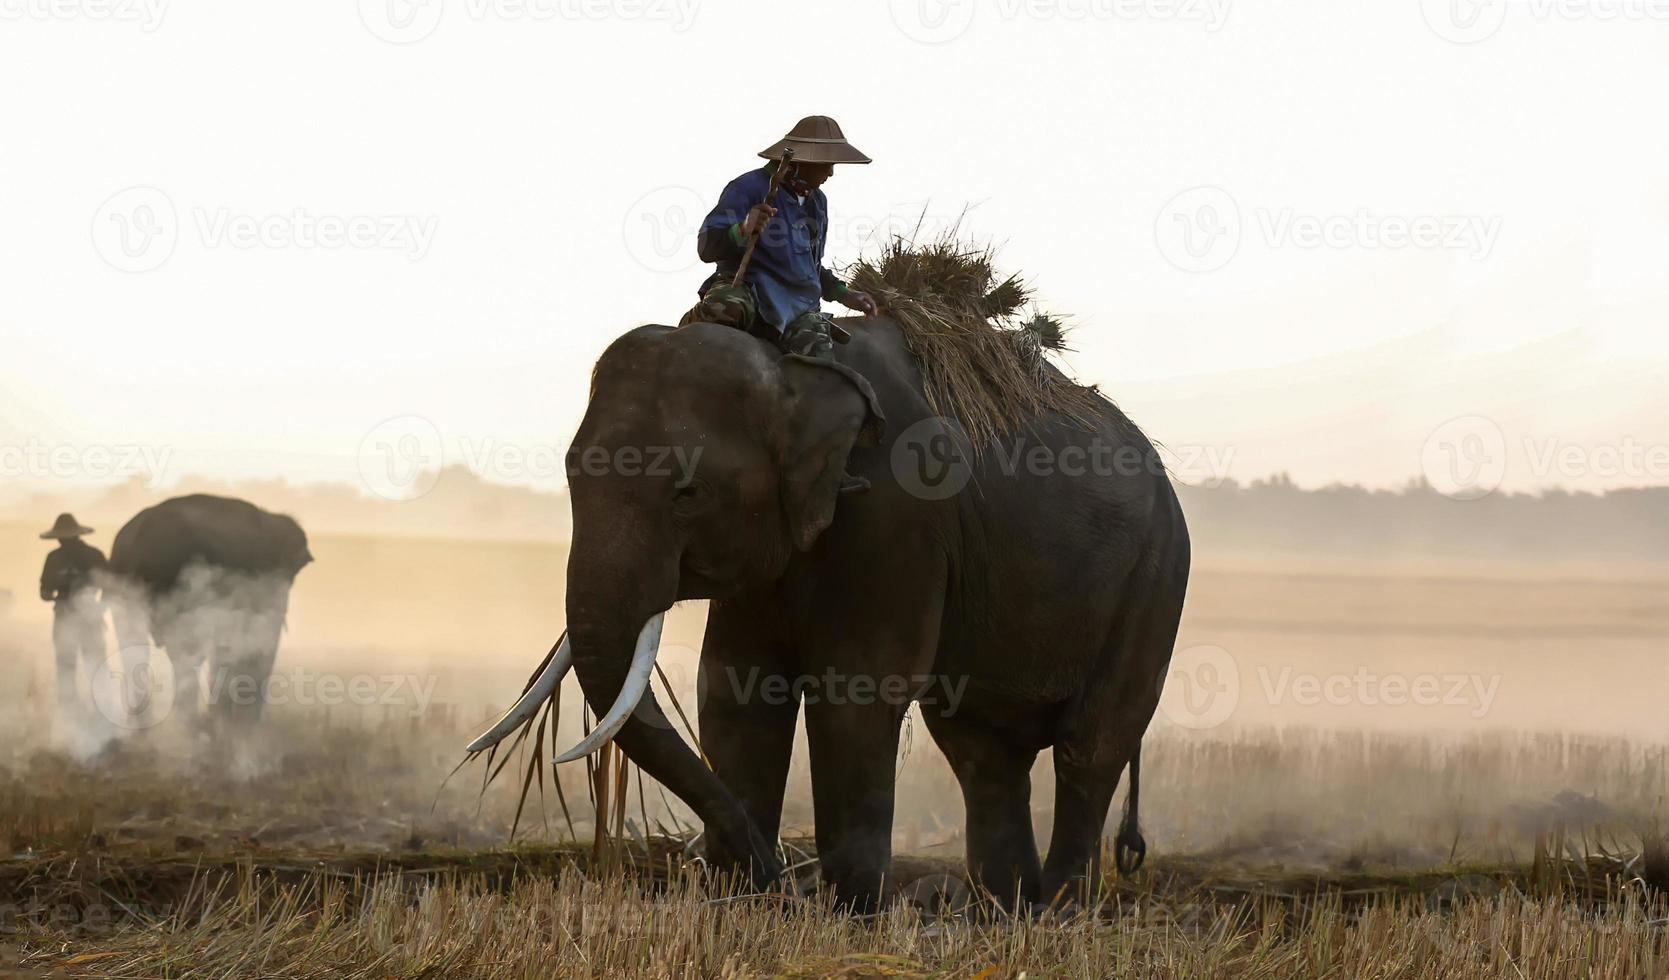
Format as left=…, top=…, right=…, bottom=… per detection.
left=774, top=354, right=887, bottom=552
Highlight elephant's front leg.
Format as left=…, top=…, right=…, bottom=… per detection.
left=804, top=697, right=909, bottom=911
left=699, top=598, right=800, bottom=871
left=792, top=541, right=947, bottom=912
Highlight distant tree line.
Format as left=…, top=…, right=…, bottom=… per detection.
left=1178, top=475, right=1669, bottom=563
left=6, top=470, right=1666, bottom=563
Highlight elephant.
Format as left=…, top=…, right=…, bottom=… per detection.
left=471, top=318, right=1190, bottom=912
left=105, top=494, right=312, bottom=728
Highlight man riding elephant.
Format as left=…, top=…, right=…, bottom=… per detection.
left=38, top=513, right=107, bottom=721
left=686, top=115, right=882, bottom=360
left=686, top=115, right=883, bottom=494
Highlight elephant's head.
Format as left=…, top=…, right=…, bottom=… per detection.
left=469, top=323, right=883, bottom=879
left=273, top=515, right=314, bottom=582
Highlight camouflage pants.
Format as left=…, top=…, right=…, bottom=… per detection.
left=679, top=280, right=757, bottom=332
left=778, top=311, right=835, bottom=360
left=680, top=281, right=834, bottom=361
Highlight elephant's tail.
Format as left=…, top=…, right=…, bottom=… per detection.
left=1113, top=746, right=1146, bottom=876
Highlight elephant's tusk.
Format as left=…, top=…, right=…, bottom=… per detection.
left=465, top=634, right=573, bottom=754
left=553, top=612, right=664, bottom=765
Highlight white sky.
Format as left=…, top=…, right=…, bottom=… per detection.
left=3, top=0, right=1666, bottom=496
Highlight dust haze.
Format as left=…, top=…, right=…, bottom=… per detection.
left=4, top=477, right=1664, bottom=869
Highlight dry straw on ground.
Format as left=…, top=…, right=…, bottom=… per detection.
left=12, top=868, right=1669, bottom=979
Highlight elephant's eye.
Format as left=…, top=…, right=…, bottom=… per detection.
left=672, top=479, right=707, bottom=516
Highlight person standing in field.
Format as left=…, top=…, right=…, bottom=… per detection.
left=38, top=513, right=107, bottom=716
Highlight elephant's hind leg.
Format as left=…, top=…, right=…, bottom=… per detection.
left=1041, top=544, right=1187, bottom=903
left=922, top=710, right=1043, bottom=911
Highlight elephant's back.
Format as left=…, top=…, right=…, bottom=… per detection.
left=110, top=494, right=303, bottom=586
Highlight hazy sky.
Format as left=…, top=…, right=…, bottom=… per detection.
left=3, top=0, right=1666, bottom=498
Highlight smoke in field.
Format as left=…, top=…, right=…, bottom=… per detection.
left=2, top=510, right=1666, bottom=869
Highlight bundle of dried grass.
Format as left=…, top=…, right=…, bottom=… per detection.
left=847, top=234, right=1105, bottom=453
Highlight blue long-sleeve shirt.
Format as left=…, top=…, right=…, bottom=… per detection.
left=696, top=165, right=848, bottom=333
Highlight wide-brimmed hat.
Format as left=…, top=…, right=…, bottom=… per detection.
left=40, top=513, right=93, bottom=540
left=757, top=115, right=872, bottom=165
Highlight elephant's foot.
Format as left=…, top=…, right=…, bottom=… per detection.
left=815, top=846, right=891, bottom=915
left=702, top=818, right=786, bottom=892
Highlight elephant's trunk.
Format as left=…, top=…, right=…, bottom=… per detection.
left=469, top=541, right=783, bottom=887
left=564, top=615, right=783, bottom=887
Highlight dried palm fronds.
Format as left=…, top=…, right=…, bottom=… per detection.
left=847, top=234, right=1106, bottom=454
